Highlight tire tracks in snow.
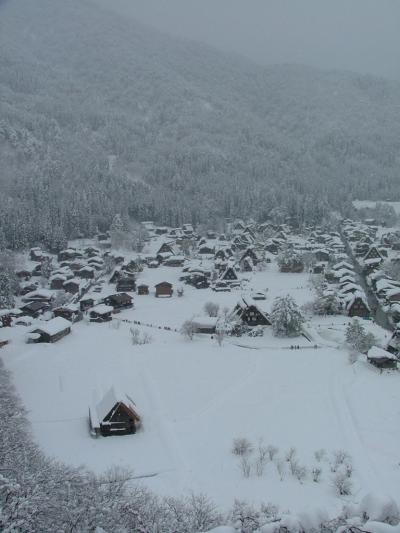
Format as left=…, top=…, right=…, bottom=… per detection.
left=136, top=356, right=192, bottom=493
left=328, top=360, right=385, bottom=495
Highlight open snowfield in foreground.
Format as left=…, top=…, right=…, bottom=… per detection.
left=1, top=264, right=399, bottom=516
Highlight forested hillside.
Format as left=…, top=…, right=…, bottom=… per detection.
left=1, top=0, right=400, bottom=249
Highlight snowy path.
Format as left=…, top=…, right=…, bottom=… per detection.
left=136, top=355, right=192, bottom=492
left=328, top=364, right=385, bottom=496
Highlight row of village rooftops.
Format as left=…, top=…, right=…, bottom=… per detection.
left=341, top=220, right=400, bottom=328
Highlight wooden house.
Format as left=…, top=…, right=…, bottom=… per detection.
left=155, top=282, right=173, bottom=298
left=116, top=277, right=136, bottom=292
left=367, top=346, right=398, bottom=370
left=29, top=317, right=72, bottom=343
left=53, top=305, right=83, bottom=323
left=232, top=298, right=271, bottom=326
left=345, top=294, right=370, bottom=318
left=89, top=388, right=141, bottom=437
left=315, top=249, right=330, bottom=262
left=21, top=289, right=54, bottom=304
left=156, top=242, right=176, bottom=256
left=386, top=329, right=400, bottom=355
left=63, top=279, right=81, bottom=295
left=30, top=247, right=43, bottom=261
left=20, top=301, right=50, bottom=318
left=20, top=283, right=39, bottom=296
left=219, top=266, right=238, bottom=282
left=164, top=255, right=185, bottom=267
left=137, top=284, right=149, bottom=295
left=80, top=297, right=95, bottom=312
left=240, top=256, right=254, bottom=272
left=50, top=274, right=67, bottom=290
left=16, top=269, right=32, bottom=281
left=103, top=293, right=133, bottom=311
left=77, top=266, right=95, bottom=280
left=89, top=304, right=113, bottom=323
left=364, top=246, right=383, bottom=262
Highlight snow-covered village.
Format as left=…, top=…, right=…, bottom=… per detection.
left=3, top=1, right=400, bottom=531
left=2, top=201, right=400, bottom=531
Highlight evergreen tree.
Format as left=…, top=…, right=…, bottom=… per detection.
left=0, top=271, right=15, bottom=309
left=270, top=295, right=304, bottom=337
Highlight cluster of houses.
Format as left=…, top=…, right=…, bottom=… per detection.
left=341, top=220, right=400, bottom=326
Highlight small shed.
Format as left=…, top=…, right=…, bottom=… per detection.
left=53, top=305, right=83, bottom=323
left=137, top=284, right=149, bottom=295
left=89, top=388, right=141, bottom=437
left=29, top=317, right=72, bottom=343
left=155, top=282, right=173, bottom=298
left=89, top=305, right=113, bottom=323
left=80, top=297, right=95, bottom=312
left=367, top=346, right=398, bottom=370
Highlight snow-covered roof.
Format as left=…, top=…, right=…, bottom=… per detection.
left=22, top=289, right=54, bottom=301
left=31, top=317, right=71, bottom=336
left=367, top=346, right=398, bottom=361
left=89, top=387, right=140, bottom=429
left=192, top=316, right=219, bottom=328
left=91, top=304, right=113, bottom=315
left=364, top=257, right=382, bottom=265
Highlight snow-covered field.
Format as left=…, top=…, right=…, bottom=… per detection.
left=353, top=200, right=400, bottom=216
left=1, top=259, right=399, bottom=516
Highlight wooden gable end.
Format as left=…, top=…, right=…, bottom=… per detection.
left=241, top=305, right=271, bottom=326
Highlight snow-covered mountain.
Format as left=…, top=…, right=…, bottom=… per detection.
left=1, top=0, right=400, bottom=247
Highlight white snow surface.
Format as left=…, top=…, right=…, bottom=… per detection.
left=2, top=258, right=400, bottom=516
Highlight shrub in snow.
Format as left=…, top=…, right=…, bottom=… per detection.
left=331, top=450, right=352, bottom=472
left=254, top=441, right=268, bottom=477
left=359, top=493, right=400, bottom=525
left=333, top=471, right=353, bottom=496
left=314, top=448, right=326, bottom=462
left=239, top=455, right=252, bottom=478
left=204, top=301, right=220, bottom=317
left=275, top=459, right=286, bottom=481
left=270, top=296, right=304, bottom=337
left=248, top=325, right=264, bottom=337
left=230, top=500, right=261, bottom=533
left=285, top=446, right=297, bottom=463
left=232, top=437, right=253, bottom=457
left=130, top=326, right=152, bottom=345
left=267, top=445, right=279, bottom=461
left=180, top=319, right=197, bottom=340
left=312, top=466, right=322, bottom=483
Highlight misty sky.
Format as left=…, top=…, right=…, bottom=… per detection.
left=93, top=0, right=400, bottom=80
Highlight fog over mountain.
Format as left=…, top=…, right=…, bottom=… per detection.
left=93, top=0, right=400, bottom=80
left=1, top=0, right=400, bottom=249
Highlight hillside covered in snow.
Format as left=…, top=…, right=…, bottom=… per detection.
left=1, top=0, right=400, bottom=249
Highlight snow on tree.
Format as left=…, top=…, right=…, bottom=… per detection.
left=180, top=319, right=197, bottom=340
left=0, top=252, right=17, bottom=309
left=313, top=292, right=341, bottom=316
left=345, top=319, right=377, bottom=353
left=204, top=301, right=220, bottom=317
left=277, top=248, right=304, bottom=273
left=270, top=295, right=304, bottom=337
left=110, top=213, right=128, bottom=249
